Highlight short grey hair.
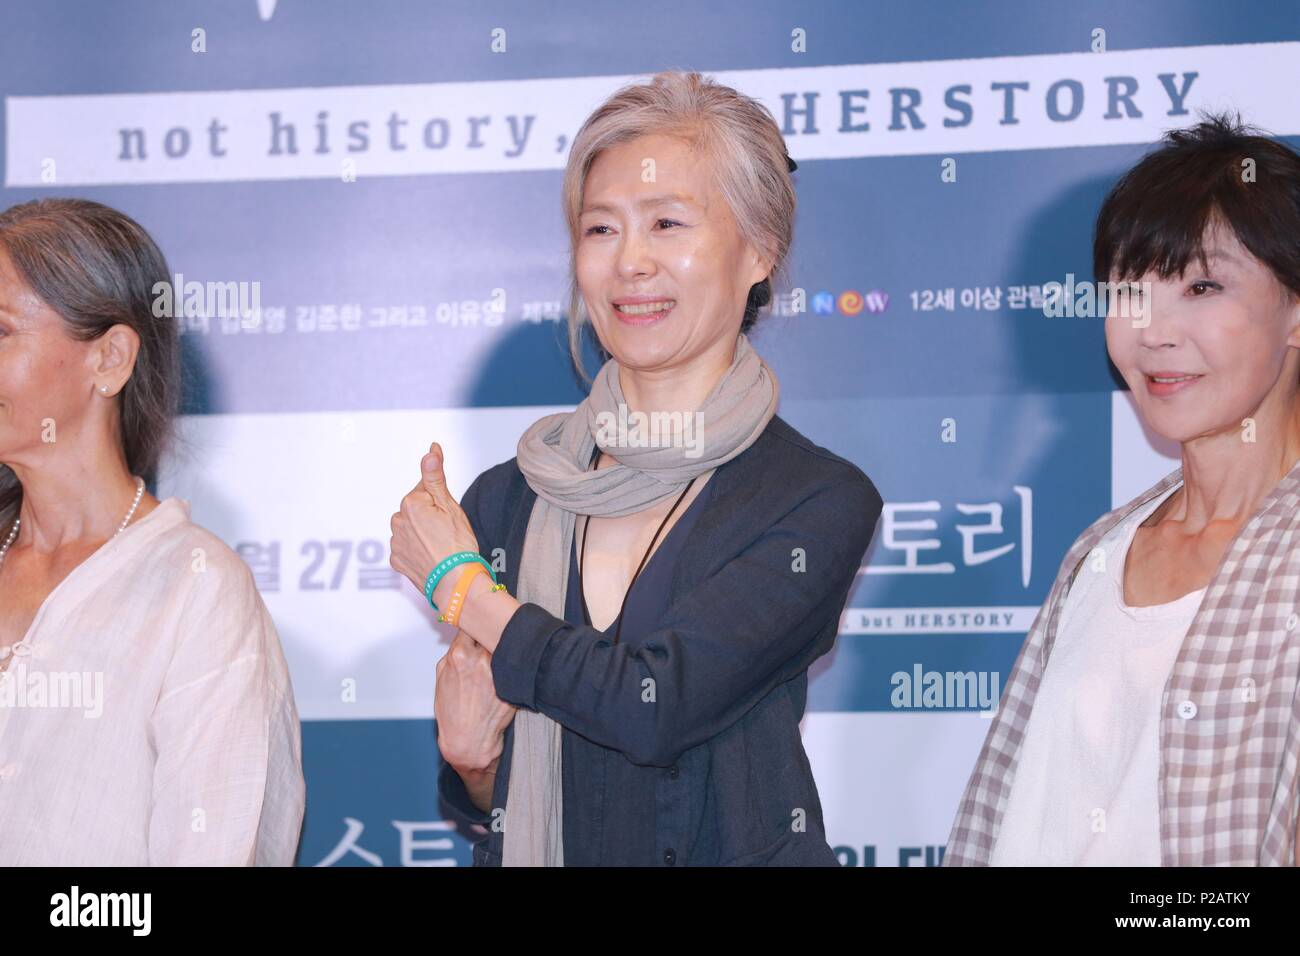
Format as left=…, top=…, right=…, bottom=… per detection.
left=560, top=70, right=796, bottom=384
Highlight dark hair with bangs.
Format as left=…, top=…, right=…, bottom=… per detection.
left=1093, top=111, right=1300, bottom=300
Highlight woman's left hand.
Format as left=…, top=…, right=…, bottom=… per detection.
left=389, top=442, right=481, bottom=600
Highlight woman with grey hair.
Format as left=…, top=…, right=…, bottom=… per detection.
left=0, top=198, right=305, bottom=865
left=390, top=71, right=882, bottom=866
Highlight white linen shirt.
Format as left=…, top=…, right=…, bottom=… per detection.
left=0, top=497, right=305, bottom=865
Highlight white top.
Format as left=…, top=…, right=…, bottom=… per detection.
left=0, top=498, right=305, bottom=865
left=990, top=482, right=1206, bottom=866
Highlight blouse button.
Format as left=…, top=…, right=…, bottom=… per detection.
left=663, top=848, right=677, bottom=866
left=0, top=764, right=17, bottom=781
left=1176, top=700, right=1198, bottom=719
left=668, top=766, right=680, bottom=780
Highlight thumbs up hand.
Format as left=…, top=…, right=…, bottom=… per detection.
left=419, top=442, right=452, bottom=502
left=390, top=442, right=481, bottom=603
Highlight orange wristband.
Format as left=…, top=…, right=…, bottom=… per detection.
left=438, top=562, right=487, bottom=627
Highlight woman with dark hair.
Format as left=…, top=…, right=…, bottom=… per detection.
left=946, top=114, right=1300, bottom=866
left=389, top=71, right=882, bottom=866
left=0, top=198, right=305, bottom=865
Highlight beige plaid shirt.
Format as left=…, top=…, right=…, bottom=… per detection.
left=945, top=460, right=1300, bottom=866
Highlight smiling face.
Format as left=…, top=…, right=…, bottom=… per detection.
left=1104, top=220, right=1300, bottom=444
left=0, top=248, right=101, bottom=468
left=576, top=132, right=770, bottom=374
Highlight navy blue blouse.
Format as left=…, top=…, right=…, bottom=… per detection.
left=436, top=412, right=882, bottom=867
left=559, top=470, right=716, bottom=865
left=436, top=469, right=716, bottom=865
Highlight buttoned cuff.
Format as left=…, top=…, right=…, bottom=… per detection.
left=436, top=759, right=491, bottom=828
left=491, top=601, right=558, bottom=710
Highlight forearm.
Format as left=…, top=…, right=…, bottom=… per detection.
left=440, top=570, right=522, bottom=655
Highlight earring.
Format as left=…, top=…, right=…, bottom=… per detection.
left=99, top=384, right=110, bottom=394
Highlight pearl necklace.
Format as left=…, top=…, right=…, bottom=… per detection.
left=0, top=476, right=146, bottom=571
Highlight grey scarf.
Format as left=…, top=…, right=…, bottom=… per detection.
left=504, top=330, right=779, bottom=865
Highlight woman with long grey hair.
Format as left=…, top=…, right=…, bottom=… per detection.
left=0, top=198, right=305, bottom=865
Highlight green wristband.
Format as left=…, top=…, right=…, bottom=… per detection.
left=424, top=551, right=497, bottom=612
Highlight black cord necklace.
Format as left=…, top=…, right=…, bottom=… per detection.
left=578, top=445, right=698, bottom=644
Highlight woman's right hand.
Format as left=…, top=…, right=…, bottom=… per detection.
left=435, top=628, right=517, bottom=773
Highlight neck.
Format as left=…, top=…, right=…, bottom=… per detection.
left=6, top=440, right=149, bottom=553
left=616, top=335, right=738, bottom=420
left=1174, top=394, right=1300, bottom=529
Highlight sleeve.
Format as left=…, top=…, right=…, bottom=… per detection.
left=490, top=471, right=883, bottom=767
left=147, top=549, right=306, bottom=866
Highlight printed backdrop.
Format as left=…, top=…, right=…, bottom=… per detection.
left=2, top=0, right=1297, bottom=865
